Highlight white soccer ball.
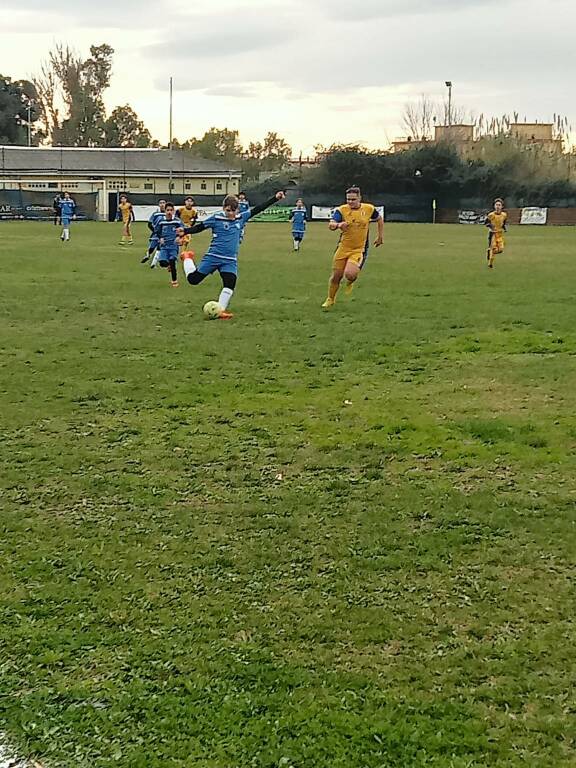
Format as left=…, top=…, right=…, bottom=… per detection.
left=203, top=301, right=223, bottom=320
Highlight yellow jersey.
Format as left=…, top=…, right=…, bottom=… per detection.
left=486, top=211, right=507, bottom=233
left=118, top=201, right=133, bottom=223
left=177, top=206, right=198, bottom=227
left=332, top=203, right=380, bottom=251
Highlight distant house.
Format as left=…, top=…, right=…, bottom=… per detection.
left=0, top=146, right=241, bottom=220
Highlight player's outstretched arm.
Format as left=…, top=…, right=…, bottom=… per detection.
left=247, top=191, right=286, bottom=220
left=181, top=222, right=206, bottom=236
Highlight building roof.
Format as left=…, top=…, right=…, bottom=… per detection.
left=0, top=146, right=241, bottom=177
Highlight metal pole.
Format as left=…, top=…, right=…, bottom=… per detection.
left=169, top=77, right=173, bottom=195
left=445, top=81, right=453, bottom=127
left=27, top=103, right=32, bottom=147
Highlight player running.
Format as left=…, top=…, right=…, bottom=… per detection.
left=58, top=191, right=76, bottom=242
left=141, top=199, right=167, bottom=265
left=322, top=186, right=383, bottom=308
left=52, top=193, right=62, bottom=226
left=117, top=194, right=135, bottom=245
left=238, top=191, right=250, bottom=243
left=289, top=198, right=307, bottom=251
left=485, top=198, right=508, bottom=269
left=176, top=197, right=198, bottom=252
left=179, top=191, right=286, bottom=319
left=153, top=203, right=184, bottom=287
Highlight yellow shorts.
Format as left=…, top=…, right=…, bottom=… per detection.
left=489, top=232, right=504, bottom=254
left=333, top=245, right=366, bottom=270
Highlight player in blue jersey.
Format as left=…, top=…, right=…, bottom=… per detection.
left=289, top=198, right=307, bottom=251
left=179, top=190, right=286, bottom=319
left=153, top=202, right=184, bottom=287
left=141, top=199, right=167, bottom=265
left=58, top=192, right=76, bottom=242
left=238, top=191, right=250, bottom=244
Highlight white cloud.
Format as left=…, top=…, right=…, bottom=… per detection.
left=0, top=0, right=574, bottom=152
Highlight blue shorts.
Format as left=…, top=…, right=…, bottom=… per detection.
left=148, top=234, right=160, bottom=249
left=158, top=245, right=179, bottom=263
left=292, top=229, right=305, bottom=241
left=61, top=216, right=72, bottom=226
left=197, top=253, right=238, bottom=276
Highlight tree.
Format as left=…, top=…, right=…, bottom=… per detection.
left=104, top=105, right=152, bottom=147
left=0, top=75, right=41, bottom=145
left=184, top=127, right=243, bottom=162
left=402, top=94, right=473, bottom=142
left=402, top=94, right=436, bottom=141
left=260, top=131, right=292, bottom=171
left=34, top=43, right=114, bottom=146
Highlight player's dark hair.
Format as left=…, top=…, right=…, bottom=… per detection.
left=239, top=191, right=246, bottom=197
left=494, top=197, right=504, bottom=205
left=223, top=195, right=239, bottom=211
left=185, top=196, right=193, bottom=202
left=346, top=186, right=361, bottom=196
left=165, top=202, right=175, bottom=209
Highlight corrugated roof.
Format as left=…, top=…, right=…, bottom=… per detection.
left=0, top=147, right=241, bottom=176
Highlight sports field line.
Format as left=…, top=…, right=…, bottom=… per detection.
left=0, top=735, right=43, bottom=768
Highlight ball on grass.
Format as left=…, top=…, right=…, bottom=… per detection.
left=203, top=301, right=223, bottom=320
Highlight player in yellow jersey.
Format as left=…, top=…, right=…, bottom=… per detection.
left=117, top=194, right=135, bottom=245
left=322, top=186, right=384, bottom=308
left=176, top=197, right=198, bottom=249
left=485, top=198, right=507, bottom=269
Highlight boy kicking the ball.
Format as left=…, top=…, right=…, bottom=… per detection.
left=322, top=186, right=384, bottom=308
left=179, top=191, right=286, bottom=319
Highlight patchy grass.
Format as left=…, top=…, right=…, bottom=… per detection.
left=1, top=221, right=576, bottom=767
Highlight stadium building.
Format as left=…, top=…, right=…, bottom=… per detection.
left=0, top=146, right=241, bottom=221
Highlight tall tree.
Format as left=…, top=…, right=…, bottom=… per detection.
left=35, top=43, right=114, bottom=146
left=260, top=131, right=292, bottom=171
left=0, top=75, right=41, bottom=145
left=104, top=105, right=152, bottom=147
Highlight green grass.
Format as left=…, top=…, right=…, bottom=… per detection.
left=1, top=221, right=576, bottom=767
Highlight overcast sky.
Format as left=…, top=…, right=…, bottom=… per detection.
left=2, top=0, right=574, bottom=154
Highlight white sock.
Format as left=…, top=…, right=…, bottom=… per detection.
left=150, top=252, right=160, bottom=268
left=218, top=287, right=234, bottom=310
left=182, top=256, right=196, bottom=277
left=64, top=228, right=70, bottom=240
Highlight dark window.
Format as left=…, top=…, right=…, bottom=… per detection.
left=144, top=183, right=153, bottom=190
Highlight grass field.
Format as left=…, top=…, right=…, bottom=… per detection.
left=1, top=220, right=575, bottom=768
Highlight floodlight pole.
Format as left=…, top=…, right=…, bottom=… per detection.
left=169, top=77, right=173, bottom=195
left=445, top=81, right=453, bottom=126
left=27, top=102, right=32, bottom=147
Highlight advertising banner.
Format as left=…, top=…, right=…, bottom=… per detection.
left=520, top=207, right=547, bottom=225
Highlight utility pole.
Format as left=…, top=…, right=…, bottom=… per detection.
left=169, top=77, right=173, bottom=195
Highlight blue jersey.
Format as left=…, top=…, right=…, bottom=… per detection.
left=149, top=209, right=165, bottom=229
left=59, top=198, right=76, bottom=218
left=290, top=208, right=307, bottom=232
left=203, top=210, right=252, bottom=262
left=238, top=199, right=250, bottom=214
left=154, top=216, right=184, bottom=247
